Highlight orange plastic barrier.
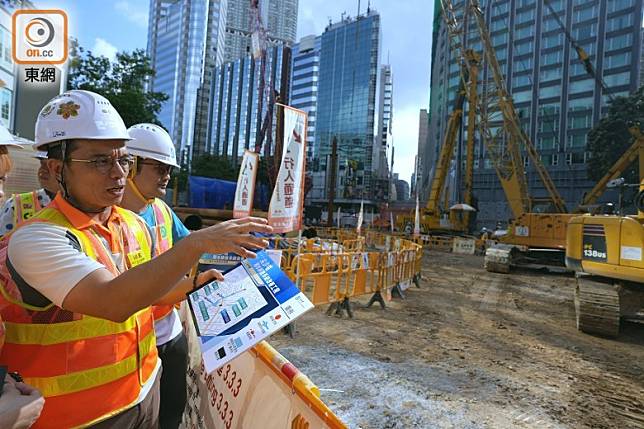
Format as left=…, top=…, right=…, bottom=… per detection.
left=180, top=305, right=347, bottom=429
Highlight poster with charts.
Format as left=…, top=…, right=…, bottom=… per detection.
left=187, top=250, right=313, bottom=373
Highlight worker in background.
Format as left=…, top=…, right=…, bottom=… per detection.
left=0, top=150, right=59, bottom=236
left=0, top=127, right=45, bottom=429
left=119, top=123, right=189, bottom=429
left=0, top=90, right=272, bottom=428
left=0, top=126, right=23, bottom=205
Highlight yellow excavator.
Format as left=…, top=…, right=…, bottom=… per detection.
left=566, top=130, right=644, bottom=337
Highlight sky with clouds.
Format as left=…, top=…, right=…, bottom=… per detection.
left=41, top=0, right=433, bottom=184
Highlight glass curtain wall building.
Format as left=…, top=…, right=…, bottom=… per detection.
left=312, top=9, right=381, bottom=206
left=199, top=44, right=291, bottom=163
left=427, top=0, right=643, bottom=226
left=290, top=35, right=321, bottom=162
left=147, top=0, right=227, bottom=165
left=224, top=0, right=298, bottom=62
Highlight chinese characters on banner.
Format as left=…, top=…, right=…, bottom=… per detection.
left=268, top=106, right=307, bottom=233
left=356, top=200, right=364, bottom=234
left=233, top=150, right=259, bottom=218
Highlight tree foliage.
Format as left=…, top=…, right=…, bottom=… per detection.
left=587, top=86, right=644, bottom=184
left=66, top=43, right=168, bottom=127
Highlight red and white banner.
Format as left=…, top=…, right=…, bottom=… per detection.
left=268, top=106, right=307, bottom=233
left=356, top=200, right=364, bottom=234
left=233, top=150, right=259, bottom=218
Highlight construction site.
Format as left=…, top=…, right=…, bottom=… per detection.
left=0, top=0, right=643, bottom=428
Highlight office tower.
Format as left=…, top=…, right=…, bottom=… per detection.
left=311, top=9, right=381, bottom=207
left=147, top=0, right=227, bottom=163
left=199, top=44, right=291, bottom=162
left=224, top=0, right=298, bottom=62
left=290, top=35, right=321, bottom=161
left=427, top=0, right=643, bottom=226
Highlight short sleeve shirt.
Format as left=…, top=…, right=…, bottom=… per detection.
left=7, top=194, right=150, bottom=307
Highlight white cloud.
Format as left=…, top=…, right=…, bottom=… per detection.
left=391, top=105, right=420, bottom=185
left=92, top=38, right=118, bottom=62
left=114, top=1, right=149, bottom=28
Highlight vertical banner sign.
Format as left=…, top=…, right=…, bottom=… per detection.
left=233, top=150, right=259, bottom=218
left=268, top=106, right=307, bottom=233
left=336, top=206, right=341, bottom=229
left=413, top=194, right=421, bottom=236
left=390, top=211, right=394, bottom=233
left=356, top=200, right=364, bottom=234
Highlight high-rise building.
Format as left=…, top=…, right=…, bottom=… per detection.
left=147, top=0, right=227, bottom=164
left=427, top=0, right=643, bottom=227
left=224, top=0, right=298, bottom=62
left=290, top=35, right=321, bottom=161
left=197, top=44, right=291, bottom=162
left=416, top=109, right=430, bottom=200
left=373, top=64, right=393, bottom=200
left=393, top=173, right=410, bottom=201
left=310, top=9, right=381, bottom=207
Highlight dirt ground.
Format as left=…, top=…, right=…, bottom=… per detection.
left=270, top=250, right=644, bottom=429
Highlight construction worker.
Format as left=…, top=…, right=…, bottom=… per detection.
left=0, top=127, right=45, bottom=429
left=0, top=151, right=58, bottom=236
left=119, top=123, right=188, bottom=429
left=0, top=126, right=23, bottom=205
left=0, top=90, right=272, bottom=428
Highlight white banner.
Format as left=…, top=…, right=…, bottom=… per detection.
left=356, top=200, right=364, bottom=234
left=453, top=237, right=476, bottom=255
left=413, top=194, right=421, bottom=236
left=390, top=211, right=394, bottom=233
left=268, top=106, right=307, bottom=233
left=233, top=150, right=259, bottom=218
left=336, top=206, right=341, bottom=229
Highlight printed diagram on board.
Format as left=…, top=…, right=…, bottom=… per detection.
left=191, top=275, right=267, bottom=336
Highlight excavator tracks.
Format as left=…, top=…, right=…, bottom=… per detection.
left=574, top=276, right=620, bottom=338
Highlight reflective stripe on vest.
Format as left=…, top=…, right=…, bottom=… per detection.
left=0, top=203, right=158, bottom=429
left=13, top=191, right=42, bottom=226
left=150, top=199, right=175, bottom=322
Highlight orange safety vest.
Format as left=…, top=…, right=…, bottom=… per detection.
left=0, top=202, right=158, bottom=429
left=150, top=198, right=176, bottom=322
left=13, top=190, right=43, bottom=225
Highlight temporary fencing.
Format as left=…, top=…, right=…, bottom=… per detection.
left=267, top=229, right=423, bottom=313
left=179, top=304, right=347, bottom=429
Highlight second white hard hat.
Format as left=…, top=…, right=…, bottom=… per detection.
left=0, top=125, right=25, bottom=148
left=126, top=123, right=180, bottom=168
left=34, top=90, right=130, bottom=150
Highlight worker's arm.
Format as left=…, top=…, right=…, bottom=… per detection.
left=9, top=217, right=271, bottom=323
left=64, top=217, right=271, bottom=322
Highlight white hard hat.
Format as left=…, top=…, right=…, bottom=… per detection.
left=34, top=90, right=130, bottom=150
left=0, top=126, right=25, bottom=148
left=126, top=123, right=180, bottom=168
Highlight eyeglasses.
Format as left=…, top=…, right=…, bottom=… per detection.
left=69, top=155, right=135, bottom=174
left=138, top=161, right=174, bottom=176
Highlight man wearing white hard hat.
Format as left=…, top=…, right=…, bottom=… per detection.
left=0, top=90, right=272, bottom=428
left=120, top=123, right=189, bottom=429
left=0, top=126, right=24, bottom=205
left=0, top=150, right=59, bottom=237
